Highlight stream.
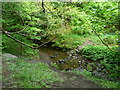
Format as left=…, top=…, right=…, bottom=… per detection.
left=39, top=46, right=82, bottom=70
left=2, top=46, right=118, bottom=88
left=38, top=46, right=118, bottom=82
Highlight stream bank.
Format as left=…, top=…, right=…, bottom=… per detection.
left=2, top=44, right=119, bottom=88
left=2, top=53, right=102, bottom=88
left=38, top=45, right=115, bottom=82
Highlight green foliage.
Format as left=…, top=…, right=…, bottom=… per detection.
left=82, top=45, right=119, bottom=80
left=52, top=34, right=84, bottom=49
left=81, top=2, right=118, bottom=33
left=102, top=34, right=118, bottom=45
left=2, top=2, right=119, bottom=51
left=1, top=2, right=119, bottom=88
left=71, top=70, right=119, bottom=88
left=2, top=34, right=39, bottom=58
left=2, top=2, right=46, bottom=39
left=7, top=59, right=63, bottom=88
left=82, top=45, right=118, bottom=62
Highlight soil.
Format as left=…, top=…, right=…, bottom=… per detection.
left=2, top=58, right=102, bottom=88
left=2, top=42, right=103, bottom=89
left=26, top=58, right=102, bottom=88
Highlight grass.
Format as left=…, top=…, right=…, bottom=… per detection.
left=53, top=34, right=85, bottom=49
left=3, top=58, right=64, bottom=88
left=0, top=62, right=2, bottom=83
left=2, top=34, right=39, bottom=59
left=52, top=34, right=118, bottom=50
left=70, top=70, right=119, bottom=88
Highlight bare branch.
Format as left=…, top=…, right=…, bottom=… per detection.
left=42, top=0, right=45, bottom=13
left=1, top=27, right=56, bottom=49
left=84, top=18, right=116, bottom=52
left=10, top=24, right=30, bottom=34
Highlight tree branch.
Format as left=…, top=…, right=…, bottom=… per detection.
left=10, top=24, right=30, bottom=34
left=42, top=0, right=45, bottom=13
left=1, top=27, right=56, bottom=49
left=84, top=18, right=116, bottom=52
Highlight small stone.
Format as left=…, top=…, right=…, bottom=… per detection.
left=55, top=53, right=58, bottom=55
left=74, top=49, right=79, bottom=52
left=97, top=63, right=101, bottom=66
left=78, top=61, right=81, bottom=63
left=50, top=55, right=55, bottom=58
left=58, top=59, right=65, bottom=64
left=72, top=56, right=77, bottom=59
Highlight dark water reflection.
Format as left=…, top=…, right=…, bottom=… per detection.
left=39, top=46, right=80, bottom=70
left=38, top=46, right=119, bottom=82
left=39, top=46, right=67, bottom=62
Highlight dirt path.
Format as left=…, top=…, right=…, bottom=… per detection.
left=28, top=59, right=102, bottom=88
left=47, top=63, right=102, bottom=88
left=2, top=52, right=102, bottom=88
left=58, top=73, right=101, bottom=88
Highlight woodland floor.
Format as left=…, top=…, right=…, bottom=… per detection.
left=2, top=57, right=102, bottom=88
left=2, top=40, right=107, bottom=88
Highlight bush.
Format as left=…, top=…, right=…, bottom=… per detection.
left=7, top=59, right=63, bottom=88
left=82, top=45, right=119, bottom=80
left=52, top=34, right=84, bottom=49
left=82, top=45, right=118, bottom=62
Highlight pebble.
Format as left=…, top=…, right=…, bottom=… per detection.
left=74, top=49, right=79, bottom=52
left=55, top=53, right=58, bottom=55
left=72, top=56, right=77, bottom=59
left=69, top=54, right=72, bottom=57
left=50, top=55, right=55, bottom=58
left=78, top=61, right=81, bottom=63
left=66, top=57, right=72, bottom=60
left=58, top=59, right=65, bottom=64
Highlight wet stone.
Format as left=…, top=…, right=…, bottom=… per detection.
left=50, top=55, right=55, bottom=58
left=55, top=53, right=58, bottom=55
left=58, top=59, right=65, bottom=64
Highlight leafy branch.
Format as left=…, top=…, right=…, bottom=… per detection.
left=1, top=27, right=56, bottom=49
left=84, top=15, right=117, bottom=52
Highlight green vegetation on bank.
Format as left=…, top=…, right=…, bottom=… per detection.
left=52, top=34, right=118, bottom=49
left=82, top=45, right=119, bottom=79
left=3, top=57, right=63, bottom=88
left=2, top=1, right=119, bottom=88
left=70, top=70, right=119, bottom=88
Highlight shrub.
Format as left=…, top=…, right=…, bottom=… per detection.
left=82, top=45, right=119, bottom=80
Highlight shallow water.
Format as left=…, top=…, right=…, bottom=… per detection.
left=38, top=46, right=118, bottom=81
left=39, top=46, right=81, bottom=70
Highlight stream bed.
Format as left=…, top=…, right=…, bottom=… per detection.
left=38, top=46, right=118, bottom=82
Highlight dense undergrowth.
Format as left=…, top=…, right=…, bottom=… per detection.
left=52, top=34, right=118, bottom=50
left=2, top=57, right=63, bottom=88
left=2, top=34, right=39, bottom=59
left=2, top=1, right=119, bottom=88
left=70, top=70, right=119, bottom=88
left=82, top=45, right=119, bottom=80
